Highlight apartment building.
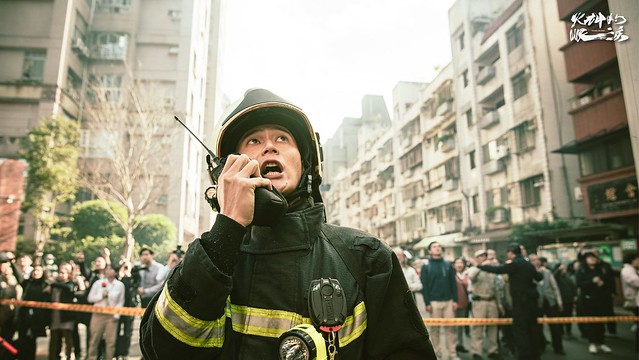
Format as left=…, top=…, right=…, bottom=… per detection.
left=323, top=0, right=591, bottom=259
left=554, top=0, right=637, bottom=231
left=0, top=0, right=222, bottom=246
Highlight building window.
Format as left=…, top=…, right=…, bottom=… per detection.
left=466, top=109, right=474, bottom=127
left=506, top=23, right=523, bottom=52
left=92, top=74, right=123, bottom=102
left=22, top=50, right=46, bottom=82
left=579, top=136, right=634, bottom=176
left=444, top=157, right=460, bottom=179
left=520, top=174, right=543, bottom=207
left=486, top=190, right=495, bottom=209
left=96, top=0, right=131, bottom=13
left=472, top=194, right=480, bottom=213
left=458, top=32, right=465, bottom=50
left=514, top=120, right=536, bottom=152
left=399, top=145, right=423, bottom=173
left=427, top=165, right=445, bottom=190
left=469, top=150, right=476, bottom=169
left=462, top=69, right=469, bottom=88
left=512, top=71, right=528, bottom=100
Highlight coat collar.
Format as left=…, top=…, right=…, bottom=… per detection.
left=240, top=203, right=325, bottom=254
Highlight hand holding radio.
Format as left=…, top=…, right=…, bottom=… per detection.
left=217, top=154, right=273, bottom=227
left=175, top=116, right=288, bottom=227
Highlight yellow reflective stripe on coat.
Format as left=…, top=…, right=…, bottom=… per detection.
left=155, top=285, right=226, bottom=348
left=229, top=300, right=368, bottom=346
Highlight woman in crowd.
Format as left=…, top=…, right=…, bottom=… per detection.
left=576, top=252, right=613, bottom=354
left=17, top=265, right=50, bottom=360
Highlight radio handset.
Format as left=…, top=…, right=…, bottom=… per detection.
left=174, top=116, right=288, bottom=226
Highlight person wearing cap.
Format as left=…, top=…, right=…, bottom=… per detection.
left=140, top=89, right=436, bottom=359
left=466, top=250, right=500, bottom=360
left=576, top=251, right=613, bottom=354
left=477, top=243, right=542, bottom=360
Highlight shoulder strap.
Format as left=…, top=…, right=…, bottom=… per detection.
left=320, top=224, right=367, bottom=292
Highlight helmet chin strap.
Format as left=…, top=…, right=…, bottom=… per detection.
left=284, top=165, right=314, bottom=206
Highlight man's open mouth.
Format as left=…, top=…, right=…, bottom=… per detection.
left=261, top=161, right=283, bottom=177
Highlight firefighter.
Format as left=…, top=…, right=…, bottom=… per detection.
left=140, top=88, right=436, bottom=359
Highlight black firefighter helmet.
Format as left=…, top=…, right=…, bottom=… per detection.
left=215, top=88, right=324, bottom=204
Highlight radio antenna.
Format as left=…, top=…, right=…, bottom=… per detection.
left=174, top=115, right=216, bottom=158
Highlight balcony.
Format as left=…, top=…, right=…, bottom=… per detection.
left=71, top=37, right=90, bottom=59
left=482, top=159, right=505, bottom=175
left=561, top=40, right=616, bottom=82
left=569, top=89, right=627, bottom=141
left=494, top=145, right=510, bottom=160
left=441, top=137, right=456, bottom=153
left=557, top=0, right=598, bottom=20
left=436, top=100, right=453, bottom=116
left=476, top=65, right=496, bottom=85
left=479, top=110, right=500, bottom=129
left=443, top=179, right=458, bottom=191
left=439, top=219, right=462, bottom=234
left=0, top=83, right=42, bottom=102
left=92, top=43, right=127, bottom=60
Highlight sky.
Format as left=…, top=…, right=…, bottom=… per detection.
left=219, top=0, right=458, bottom=141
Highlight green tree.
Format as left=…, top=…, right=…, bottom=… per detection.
left=71, top=200, right=126, bottom=239
left=20, top=116, right=79, bottom=261
left=133, top=214, right=177, bottom=248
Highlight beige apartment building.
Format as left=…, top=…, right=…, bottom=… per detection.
left=323, top=0, right=585, bottom=259
left=0, top=0, right=222, bottom=246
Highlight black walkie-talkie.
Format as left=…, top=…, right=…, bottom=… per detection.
left=174, top=116, right=288, bottom=226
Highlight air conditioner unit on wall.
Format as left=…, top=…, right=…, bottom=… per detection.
left=574, top=186, right=583, bottom=201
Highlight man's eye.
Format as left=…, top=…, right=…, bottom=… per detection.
left=247, top=138, right=260, bottom=145
left=276, top=135, right=288, bottom=142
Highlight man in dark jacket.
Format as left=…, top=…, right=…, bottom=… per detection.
left=140, top=88, right=436, bottom=359
left=478, top=243, right=542, bottom=360
left=420, top=241, right=458, bottom=359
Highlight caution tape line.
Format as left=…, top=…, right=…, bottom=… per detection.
left=0, top=299, right=145, bottom=317
left=2, top=299, right=638, bottom=326
left=424, top=316, right=639, bottom=326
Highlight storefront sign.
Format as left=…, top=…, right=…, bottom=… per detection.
left=587, top=176, right=638, bottom=215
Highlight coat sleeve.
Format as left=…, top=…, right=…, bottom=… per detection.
left=358, top=239, right=437, bottom=360
left=140, top=215, right=247, bottom=360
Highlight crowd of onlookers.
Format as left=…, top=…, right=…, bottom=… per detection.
left=0, top=247, right=182, bottom=360
left=0, top=242, right=636, bottom=360
left=395, top=243, right=639, bottom=360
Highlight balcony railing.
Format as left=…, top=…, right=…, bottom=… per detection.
left=479, top=110, right=500, bottom=129
left=482, top=159, right=505, bottom=175
left=441, top=137, right=456, bottom=153
left=476, top=65, right=496, bottom=85
left=443, top=179, right=458, bottom=191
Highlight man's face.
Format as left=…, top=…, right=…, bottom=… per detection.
left=236, top=125, right=302, bottom=197
left=530, top=255, right=540, bottom=267
left=486, top=249, right=496, bottom=260
left=428, top=242, right=442, bottom=257
left=476, top=254, right=487, bottom=265
left=105, top=267, right=116, bottom=280
left=140, top=250, right=153, bottom=265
